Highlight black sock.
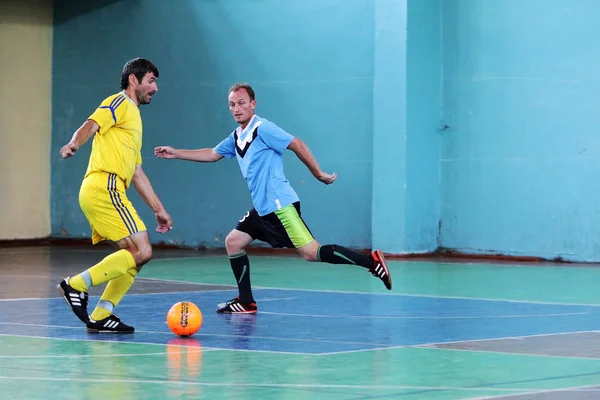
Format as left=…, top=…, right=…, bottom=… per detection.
left=229, top=252, right=254, bottom=303
left=318, top=244, right=373, bottom=269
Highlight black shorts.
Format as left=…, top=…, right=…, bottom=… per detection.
left=236, top=202, right=314, bottom=248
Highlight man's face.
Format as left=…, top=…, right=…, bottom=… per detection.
left=134, top=72, right=158, bottom=105
left=229, top=89, right=255, bottom=125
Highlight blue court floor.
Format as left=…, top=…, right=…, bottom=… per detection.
left=1, top=288, right=600, bottom=355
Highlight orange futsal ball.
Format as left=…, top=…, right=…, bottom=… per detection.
left=167, top=301, right=203, bottom=337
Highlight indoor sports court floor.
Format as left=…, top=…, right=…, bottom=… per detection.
left=2, top=245, right=600, bottom=399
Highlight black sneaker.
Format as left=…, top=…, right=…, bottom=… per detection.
left=370, top=250, right=392, bottom=290
left=216, top=297, right=257, bottom=314
left=86, top=314, right=134, bottom=334
left=57, top=277, right=89, bottom=324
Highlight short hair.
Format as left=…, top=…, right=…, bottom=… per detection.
left=120, top=58, right=159, bottom=90
left=229, top=82, right=255, bottom=101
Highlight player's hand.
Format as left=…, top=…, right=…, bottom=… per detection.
left=155, top=209, right=173, bottom=233
left=316, top=171, right=337, bottom=185
left=154, top=146, right=177, bottom=159
left=60, top=142, right=79, bottom=159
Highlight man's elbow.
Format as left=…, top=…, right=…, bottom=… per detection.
left=132, top=166, right=143, bottom=181
left=288, top=138, right=304, bottom=153
left=209, top=150, right=223, bottom=162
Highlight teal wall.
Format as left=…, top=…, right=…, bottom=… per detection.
left=440, top=0, right=600, bottom=261
left=371, top=0, right=408, bottom=253
left=51, top=0, right=375, bottom=249
left=371, top=0, right=442, bottom=254
left=406, top=0, right=442, bottom=253
left=52, top=1, right=600, bottom=261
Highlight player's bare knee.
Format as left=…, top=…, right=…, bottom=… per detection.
left=225, top=233, right=236, bottom=252
left=119, top=232, right=153, bottom=267
left=225, top=232, right=244, bottom=254
left=131, top=243, right=152, bottom=267
left=139, top=245, right=153, bottom=265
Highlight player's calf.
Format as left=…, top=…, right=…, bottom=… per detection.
left=296, top=240, right=320, bottom=262
left=316, top=244, right=393, bottom=290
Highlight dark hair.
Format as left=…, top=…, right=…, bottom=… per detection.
left=229, top=82, right=255, bottom=101
left=120, top=58, right=159, bottom=90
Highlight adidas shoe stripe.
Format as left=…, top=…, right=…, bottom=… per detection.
left=69, top=293, right=82, bottom=306
left=103, top=320, right=120, bottom=329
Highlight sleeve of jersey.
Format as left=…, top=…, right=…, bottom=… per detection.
left=213, top=134, right=236, bottom=158
left=88, top=94, right=128, bottom=135
left=259, top=122, right=294, bottom=154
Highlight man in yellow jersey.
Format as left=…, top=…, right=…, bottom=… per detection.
left=57, top=58, right=172, bottom=333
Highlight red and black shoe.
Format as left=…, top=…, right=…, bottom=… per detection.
left=370, top=250, right=392, bottom=290
left=216, top=297, right=258, bottom=314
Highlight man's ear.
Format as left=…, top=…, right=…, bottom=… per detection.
left=128, top=73, right=137, bottom=87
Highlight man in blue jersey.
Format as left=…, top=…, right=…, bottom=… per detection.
left=154, top=83, right=392, bottom=314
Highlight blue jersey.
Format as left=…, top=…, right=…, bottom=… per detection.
left=214, top=115, right=299, bottom=216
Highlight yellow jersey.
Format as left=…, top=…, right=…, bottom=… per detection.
left=85, top=91, right=143, bottom=188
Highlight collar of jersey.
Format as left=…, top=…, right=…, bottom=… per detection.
left=237, top=115, right=261, bottom=140
left=120, top=91, right=138, bottom=108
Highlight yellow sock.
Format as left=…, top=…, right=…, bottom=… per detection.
left=69, top=249, right=136, bottom=292
left=90, top=267, right=138, bottom=321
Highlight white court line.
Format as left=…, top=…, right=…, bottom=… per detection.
left=259, top=311, right=587, bottom=320
left=0, top=297, right=59, bottom=302
left=0, top=349, right=203, bottom=359
left=0, top=322, right=390, bottom=347
left=2, top=327, right=598, bottom=358
left=0, top=287, right=239, bottom=302
left=0, top=334, right=310, bottom=356
left=465, top=383, right=600, bottom=400
left=423, top=346, right=600, bottom=362
left=136, top=277, right=234, bottom=287
left=2, top=276, right=600, bottom=308
left=0, top=375, right=569, bottom=392
left=318, top=329, right=600, bottom=356
left=137, top=277, right=600, bottom=307
left=0, top=275, right=51, bottom=280
left=150, top=255, right=224, bottom=261
left=416, top=329, right=600, bottom=348
left=0, top=279, right=596, bottom=357
left=257, top=297, right=297, bottom=302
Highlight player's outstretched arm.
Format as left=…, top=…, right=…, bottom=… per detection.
left=60, top=120, right=99, bottom=159
left=287, top=138, right=337, bottom=185
left=154, top=146, right=223, bottom=163
left=131, top=164, right=173, bottom=234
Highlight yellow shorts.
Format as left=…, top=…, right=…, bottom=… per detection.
left=79, top=172, right=146, bottom=244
